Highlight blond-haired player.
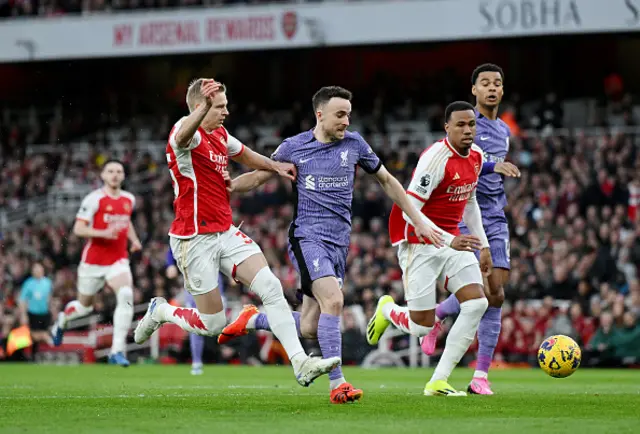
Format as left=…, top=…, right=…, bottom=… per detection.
left=134, top=79, right=339, bottom=387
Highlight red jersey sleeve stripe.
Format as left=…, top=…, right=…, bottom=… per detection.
left=407, top=191, right=427, bottom=202
left=232, top=144, right=245, bottom=157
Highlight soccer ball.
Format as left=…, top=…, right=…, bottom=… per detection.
left=537, top=335, right=581, bottom=378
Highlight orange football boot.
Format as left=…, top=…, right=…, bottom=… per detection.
left=329, top=383, right=364, bottom=404
left=217, top=305, right=259, bottom=344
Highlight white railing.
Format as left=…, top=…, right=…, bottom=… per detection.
left=361, top=327, right=430, bottom=368
left=24, top=124, right=640, bottom=159
left=0, top=187, right=93, bottom=230
left=25, top=139, right=167, bottom=160
left=0, top=195, right=52, bottom=229
left=0, top=168, right=159, bottom=229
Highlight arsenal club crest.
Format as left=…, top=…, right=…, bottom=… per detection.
left=282, top=11, right=298, bottom=40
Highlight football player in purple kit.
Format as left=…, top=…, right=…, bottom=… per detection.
left=421, top=63, right=521, bottom=395
left=217, top=86, right=437, bottom=404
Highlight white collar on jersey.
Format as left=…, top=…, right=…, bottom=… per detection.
left=102, top=188, right=122, bottom=198
left=444, top=137, right=470, bottom=158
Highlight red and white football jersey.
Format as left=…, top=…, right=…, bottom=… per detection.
left=76, top=188, right=135, bottom=266
left=389, top=138, right=484, bottom=245
left=166, top=117, right=245, bottom=239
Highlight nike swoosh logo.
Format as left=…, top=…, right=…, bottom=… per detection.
left=299, top=158, right=313, bottom=163
left=480, top=136, right=490, bottom=141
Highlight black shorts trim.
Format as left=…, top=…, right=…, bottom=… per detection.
left=289, top=236, right=314, bottom=297
left=28, top=313, right=51, bottom=331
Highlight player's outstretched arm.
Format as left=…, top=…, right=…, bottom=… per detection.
left=373, top=166, right=445, bottom=247
left=73, top=219, right=118, bottom=240
left=127, top=222, right=142, bottom=252
left=481, top=161, right=521, bottom=178
left=230, top=170, right=275, bottom=193
left=461, top=191, right=492, bottom=275
left=174, top=80, right=219, bottom=148
left=231, top=147, right=296, bottom=181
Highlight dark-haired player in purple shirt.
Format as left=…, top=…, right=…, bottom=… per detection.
left=217, top=86, right=436, bottom=404
left=422, top=63, right=521, bottom=395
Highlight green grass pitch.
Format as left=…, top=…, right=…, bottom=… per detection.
left=1, top=364, right=639, bottom=433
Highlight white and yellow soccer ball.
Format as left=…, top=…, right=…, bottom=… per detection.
left=537, top=335, right=582, bottom=378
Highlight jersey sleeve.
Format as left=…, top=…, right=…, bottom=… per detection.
left=271, top=138, right=292, bottom=163
left=226, top=132, right=245, bottom=157
left=354, top=133, right=382, bottom=174
left=123, top=191, right=136, bottom=211
left=406, top=146, right=447, bottom=202
left=169, top=117, right=202, bottom=151
left=463, top=188, right=490, bottom=248
left=76, top=193, right=100, bottom=223
left=19, top=280, right=31, bottom=303
left=405, top=195, right=456, bottom=246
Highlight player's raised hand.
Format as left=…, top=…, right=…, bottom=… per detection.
left=201, top=79, right=221, bottom=106
left=479, top=247, right=493, bottom=277
left=274, top=162, right=297, bottom=181
left=413, top=222, right=444, bottom=248
left=222, top=169, right=234, bottom=193
left=450, top=234, right=483, bottom=252
left=130, top=239, right=142, bottom=253
left=494, top=162, right=521, bottom=178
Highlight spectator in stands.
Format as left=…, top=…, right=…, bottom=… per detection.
left=18, top=262, right=53, bottom=359
left=613, top=311, right=640, bottom=365
left=532, top=92, right=563, bottom=133
left=2, top=80, right=640, bottom=367
left=586, top=311, right=619, bottom=367
left=545, top=305, right=578, bottom=343
left=341, top=307, right=368, bottom=365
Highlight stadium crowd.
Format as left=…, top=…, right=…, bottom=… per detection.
left=1, top=83, right=640, bottom=367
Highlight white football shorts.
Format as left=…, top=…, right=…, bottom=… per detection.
left=397, top=242, right=483, bottom=311
left=170, top=225, right=262, bottom=296
left=77, top=259, right=131, bottom=296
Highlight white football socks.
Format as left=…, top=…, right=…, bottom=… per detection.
left=430, top=298, right=488, bottom=383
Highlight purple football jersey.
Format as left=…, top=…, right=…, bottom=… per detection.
left=475, top=111, right=511, bottom=218
left=272, top=130, right=382, bottom=246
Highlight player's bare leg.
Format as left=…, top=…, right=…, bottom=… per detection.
left=106, top=271, right=134, bottom=367
left=51, top=292, right=95, bottom=346
left=298, top=295, right=321, bottom=339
